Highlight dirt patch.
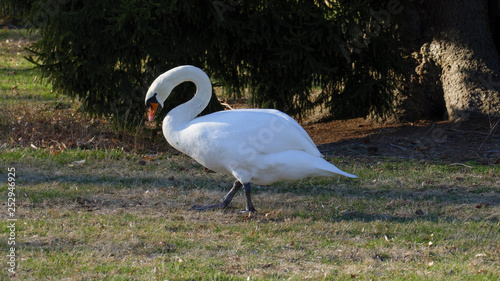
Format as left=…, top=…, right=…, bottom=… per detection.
left=305, top=117, right=500, bottom=163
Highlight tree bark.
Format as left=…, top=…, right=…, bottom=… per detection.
left=400, top=0, right=500, bottom=121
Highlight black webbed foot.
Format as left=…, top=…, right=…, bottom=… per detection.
left=189, top=181, right=242, bottom=212
left=190, top=203, right=228, bottom=212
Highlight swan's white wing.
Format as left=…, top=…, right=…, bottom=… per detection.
left=168, top=108, right=355, bottom=185
left=250, top=109, right=321, bottom=157
left=186, top=109, right=321, bottom=157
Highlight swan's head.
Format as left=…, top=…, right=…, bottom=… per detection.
left=145, top=93, right=162, bottom=122
left=145, top=70, right=177, bottom=121
left=145, top=65, right=210, bottom=121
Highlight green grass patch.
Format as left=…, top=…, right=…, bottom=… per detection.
left=1, top=148, right=498, bottom=280
left=0, top=30, right=56, bottom=104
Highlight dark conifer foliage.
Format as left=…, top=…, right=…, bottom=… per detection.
left=3, top=0, right=407, bottom=126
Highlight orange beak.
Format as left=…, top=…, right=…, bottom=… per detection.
left=148, top=103, right=159, bottom=121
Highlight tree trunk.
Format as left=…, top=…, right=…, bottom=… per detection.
left=400, top=0, right=500, bottom=121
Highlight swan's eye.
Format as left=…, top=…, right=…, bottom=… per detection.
left=146, top=94, right=160, bottom=108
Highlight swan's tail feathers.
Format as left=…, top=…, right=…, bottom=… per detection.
left=315, top=158, right=358, bottom=178
left=342, top=171, right=358, bottom=178
left=324, top=165, right=358, bottom=178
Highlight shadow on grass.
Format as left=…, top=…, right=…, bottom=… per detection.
left=20, top=166, right=499, bottom=225
left=333, top=210, right=497, bottom=224
left=336, top=210, right=441, bottom=223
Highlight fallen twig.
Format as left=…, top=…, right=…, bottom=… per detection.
left=448, top=128, right=498, bottom=136
left=220, top=102, right=233, bottom=110
left=449, top=163, right=473, bottom=169
left=478, top=118, right=500, bottom=151
left=390, top=143, right=409, bottom=151
left=347, top=148, right=363, bottom=155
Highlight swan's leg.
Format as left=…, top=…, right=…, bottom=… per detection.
left=190, top=181, right=242, bottom=211
left=241, top=182, right=257, bottom=213
left=220, top=181, right=242, bottom=207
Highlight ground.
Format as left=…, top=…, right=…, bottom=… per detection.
left=304, top=117, right=500, bottom=164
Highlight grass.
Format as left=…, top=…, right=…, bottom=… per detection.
left=0, top=29, right=54, bottom=102
left=1, top=29, right=500, bottom=280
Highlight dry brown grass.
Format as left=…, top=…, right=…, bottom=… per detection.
left=1, top=102, right=170, bottom=153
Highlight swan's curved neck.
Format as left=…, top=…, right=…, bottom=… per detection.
left=162, top=66, right=212, bottom=128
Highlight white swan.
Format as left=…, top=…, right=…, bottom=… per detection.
left=145, top=65, right=357, bottom=212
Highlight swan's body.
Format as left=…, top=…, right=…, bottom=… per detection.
left=146, top=65, right=357, bottom=212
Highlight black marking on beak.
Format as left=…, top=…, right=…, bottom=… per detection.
left=146, top=93, right=162, bottom=121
